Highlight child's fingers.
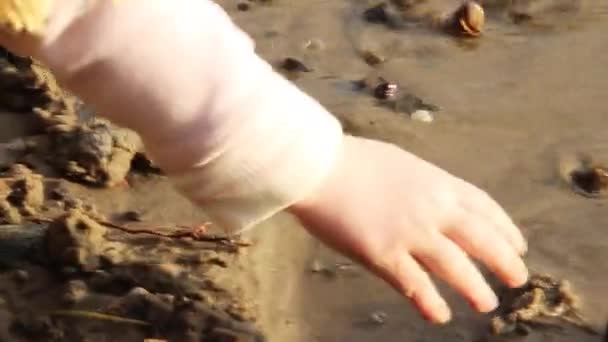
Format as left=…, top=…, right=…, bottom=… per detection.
left=380, top=252, right=451, bottom=324
left=444, top=214, right=529, bottom=288
left=412, top=234, right=499, bottom=313
left=485, top=203, right=527, bottom=255
left=460, top=185, right=527, bottom=255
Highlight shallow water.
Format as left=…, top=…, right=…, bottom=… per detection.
left=219, top=1, right=608, bottom=341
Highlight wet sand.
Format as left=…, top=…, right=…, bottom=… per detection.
left=1, top=0, right=608, bottom=341
left=224, top=1, right=608, bottom=341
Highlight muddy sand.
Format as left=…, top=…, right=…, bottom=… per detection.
left=1, top=0, right=608, bottom=341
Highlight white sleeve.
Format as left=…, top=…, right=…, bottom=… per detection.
left=17, top=0, right=344, bottom=234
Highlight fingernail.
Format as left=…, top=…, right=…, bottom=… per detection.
left=520, top=240, right=528, bottom=256
left=470, top=284, right=498, bottom=313
left=517, top=237, right=528, bottom=256
left=477, top=292, right=498, bottom=313
left=510, top=262, right=529, bottom=288
left=432, top=301, right=452, bottom=324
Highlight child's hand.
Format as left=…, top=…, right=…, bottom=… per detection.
left=290, top=136, right=528, bottom=324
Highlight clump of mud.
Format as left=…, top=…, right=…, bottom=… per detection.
left=0, top=201, right=263, bottom=341
left=1, top=265, right=264, bottom=341
left=0, top=164, right=45, bottom=224
left=0, top=46, right=79, bottom=115
left=45, top=209, right=111, bottom=272
left=0, top=47, right=161, bottom=186
left=0, top=46, right=262, bottom=341
left=44, top=119, right=144, bottom=187
left=490, top=273, right=598, bottom=337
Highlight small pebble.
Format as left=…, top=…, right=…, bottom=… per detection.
left=369, top=311, right=388, bottom=325
left=310, top=260, right=325, bottom=273
left=122, top=210, right=142, bottom=222
left=364, top=3, right=389, bottom=24
left=361, top=50, right=386, bottom=66
left=62, top=279, right=88, bottom=304
left=410, top=109, right=434, bottom=123
left=50, top=185, right=70, bottom=200
left=310, top=260, right=337, bottom=278
left=128, top=286, right=151, bottom=297
left=281, top=58, right=312, bottom=72
left=63, top=197, right=83, bottom=210
left=237, top=2, right=250, bottom=11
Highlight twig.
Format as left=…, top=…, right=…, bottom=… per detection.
left=48, top=309, right=150, bottom=326
left=30, top=217, right=251, bottom=248
left=99, top=220, right=251, bottom=247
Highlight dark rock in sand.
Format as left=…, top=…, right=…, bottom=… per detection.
left=122, top=210, right=143, bottom=222
left=364, top=3, right=391, bottom=24
left=0, top=48, right=154, bottom=187
left=237, top=2, right=251, bottom=11
left=47, top=119, right=143, bottom=187
left=130, top=152, right=163, bottom=175
left=280, top=57, right=312, bottom=72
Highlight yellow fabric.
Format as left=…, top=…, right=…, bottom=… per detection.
left=0, top=0, right=53, bottom=35
left=0, top=0, right=125, bottom=35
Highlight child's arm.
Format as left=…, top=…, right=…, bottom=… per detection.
left=2, top=0, right=344, bottom=234
left=0, top=0, right=528, bottom=324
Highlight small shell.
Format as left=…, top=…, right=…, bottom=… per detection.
left=442, top=1, right=485, bottom=37
left=374, top=82, right=398, bottom=100
left=410, top=109, right=434, bottom=123
left=459, top=1, right=485, bottom=36
left=369, top=311, right=388, bottom=325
